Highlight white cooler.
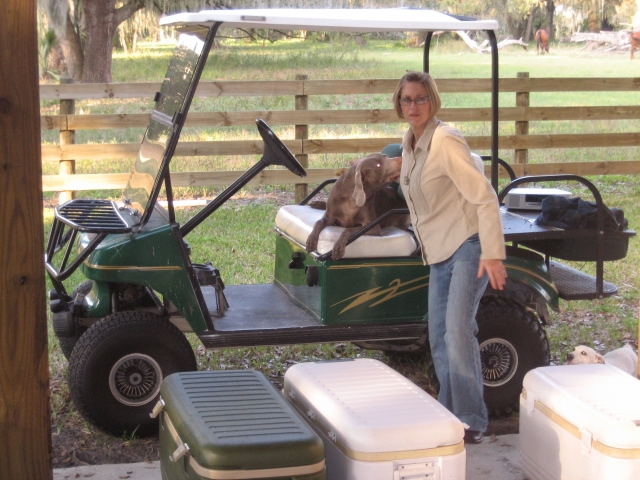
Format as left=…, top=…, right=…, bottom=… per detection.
left=520, top=364, right=640, bottom=480
left=283, top=358, right=466, bottom=480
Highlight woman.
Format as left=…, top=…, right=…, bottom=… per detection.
left=394, top=71, right=507, bottom=444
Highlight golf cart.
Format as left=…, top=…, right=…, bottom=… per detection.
left=45, top=9, right=635, bottom=436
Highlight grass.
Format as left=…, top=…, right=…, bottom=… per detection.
left=45, top=36, right=639, bottom=435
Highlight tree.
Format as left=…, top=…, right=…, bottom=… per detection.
left=545, top=0, right=555, bottom=39
left=40, top=0, right=145, bottom=83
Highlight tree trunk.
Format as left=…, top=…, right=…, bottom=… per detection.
left=80, top=0, right=145, bottom=83
left=41, top=0, right=84, bottom=81
left=81, top=1, right=117, bottom=83
left=62, top=12, right=84, bottom=81
left=545, top=0, right=555, bottom=40
left=524, top=7, right=536, bottom=43
left=588, top=10, right=600, bottom=32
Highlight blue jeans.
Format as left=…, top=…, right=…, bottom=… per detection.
left=428, top=234, right=488, bottom=432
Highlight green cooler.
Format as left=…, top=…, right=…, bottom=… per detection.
left=155, top=370, right=326, bottom=480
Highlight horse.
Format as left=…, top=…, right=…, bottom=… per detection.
left=630, top=31, right=640, bottom=59
left=535, top=29, right=549, bottom=54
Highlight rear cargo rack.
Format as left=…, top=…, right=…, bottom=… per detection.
left=548, top=261, right=618, bottom=300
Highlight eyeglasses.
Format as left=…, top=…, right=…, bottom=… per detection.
left=399, top=96, right=430, bottom=107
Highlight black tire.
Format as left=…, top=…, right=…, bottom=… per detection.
left=57, top=280, right=93, bottom=360
left=423, top=296, right=549, bottom=417
left=68, top=311, right=197, bottom=437
left=477, top=296, right=550, bottom=416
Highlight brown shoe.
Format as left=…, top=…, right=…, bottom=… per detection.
left=463, top=429, right=484, bottom=444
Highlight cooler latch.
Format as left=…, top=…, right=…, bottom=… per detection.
left=393, top=462, right=437, bottom=480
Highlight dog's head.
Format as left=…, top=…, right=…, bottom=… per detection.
left=565, top=345, right=605, bottom=365
left=352, top=153, right=402, bottom=207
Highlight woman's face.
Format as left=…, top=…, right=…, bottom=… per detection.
left=399, top=81, right=431, bottom=132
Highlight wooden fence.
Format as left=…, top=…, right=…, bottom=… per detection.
left=40, top=75, right=640, bottom=197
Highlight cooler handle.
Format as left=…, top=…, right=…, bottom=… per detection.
left=170, top=442, right=191, bottom=462
left=150, top=398, right=165, bottom=418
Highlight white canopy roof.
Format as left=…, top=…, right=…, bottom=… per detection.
left=160, top=8, right=498, bottom=32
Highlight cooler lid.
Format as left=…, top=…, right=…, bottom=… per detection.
left=160, top=370, right=325, bottom=471
left=284, top=358, right=464, bottom=454
left=523, top=365, right=640, bottom=450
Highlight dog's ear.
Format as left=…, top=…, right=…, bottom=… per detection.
left=596, top=353, right=605, bottom=364
left=352, top=159, right=366, bottom=207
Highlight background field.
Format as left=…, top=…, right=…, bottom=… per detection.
left=45, top=36, right=639, bottom=465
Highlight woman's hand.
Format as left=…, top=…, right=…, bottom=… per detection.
left=478, top=259, right=507, bottom=290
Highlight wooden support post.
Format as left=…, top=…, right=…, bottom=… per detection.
left=294, top=74, right=309, bottom=204
left=59, top=78, right=76, bottom=204
left=514, top=72, right=530, bottom=165
left=0, top=0, right=53, bottom=478
left=637, top=295, right=640, bottom=379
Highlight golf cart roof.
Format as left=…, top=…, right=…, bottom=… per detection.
left=160, top=8, right=499, bottom=33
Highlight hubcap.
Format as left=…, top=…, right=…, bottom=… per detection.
left=109, top=353, right=162, bottom=406
left=479, top=338, right=518, bottom=387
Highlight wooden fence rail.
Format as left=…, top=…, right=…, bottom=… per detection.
left=40, top=75, right=640, bottom=194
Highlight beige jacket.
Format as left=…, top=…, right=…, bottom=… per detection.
left=399, top=117, right=506, bottom=265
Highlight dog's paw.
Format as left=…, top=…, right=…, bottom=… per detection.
left=331, top=242, right=346, bottom=261
left=308, top=200, right=327, bottom=210
left=306, top=235, right=318, bottom=253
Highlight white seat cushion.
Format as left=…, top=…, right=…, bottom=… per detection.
left=275, top=205, right=417, bottom=258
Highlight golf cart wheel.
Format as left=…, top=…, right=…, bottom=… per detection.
left=68, top=311, right=197, bottom=437
left=57, top=280, right=93, bottom=360
left=477, top=296, right=549, bottom=416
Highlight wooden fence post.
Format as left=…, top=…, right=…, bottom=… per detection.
left=514, top=72, right=530, bottom=165
left=59, top=77, right=76, bottom=204
left=294, top=74, right=308, bottom=204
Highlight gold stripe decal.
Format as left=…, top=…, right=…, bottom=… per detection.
left=329, top=262, right=424, bottom=269
left=84, top=260, right=182, bottom=271
left=332, top=276, right=429, bottom=314
left=506, top=265, right=557, bottom=293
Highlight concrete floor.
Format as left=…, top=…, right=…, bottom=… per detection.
left=53, top=433, right=526, bottom=480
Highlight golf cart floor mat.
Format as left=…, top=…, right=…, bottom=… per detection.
left=196, top=283, right=427, bottom=349
left=203, top=284, right=318, bottom=329
left=520, top=364, right=640, bottom=480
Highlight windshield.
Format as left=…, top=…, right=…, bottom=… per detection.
left=124, top=33, right=206, bottom=214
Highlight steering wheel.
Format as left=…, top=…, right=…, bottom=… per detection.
left=256, top=119, right=307, bottom=178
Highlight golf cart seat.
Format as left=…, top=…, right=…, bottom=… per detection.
left=275, top=205, right=417, bottom=258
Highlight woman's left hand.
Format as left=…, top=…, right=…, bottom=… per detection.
left=478, top=259, right=507, bottom=290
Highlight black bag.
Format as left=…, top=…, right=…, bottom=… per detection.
left=535, top=196, right=627, bottom=231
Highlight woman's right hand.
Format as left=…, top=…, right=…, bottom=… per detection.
left=478, top=259, right=507, bottom=290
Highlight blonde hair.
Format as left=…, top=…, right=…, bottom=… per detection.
left=392, top=71, right=441, bottom=121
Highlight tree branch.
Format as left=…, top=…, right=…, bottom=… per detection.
left=114, top=0, right=145, bottom=27
left=456, top=31, right=528, bottom=53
